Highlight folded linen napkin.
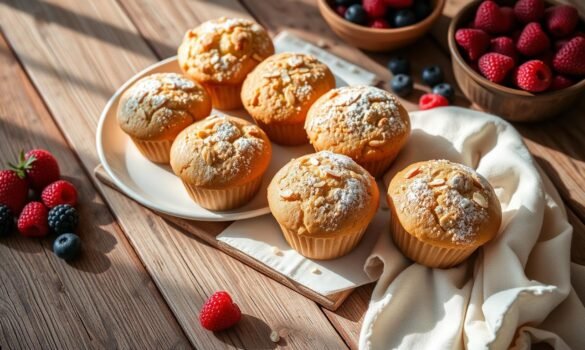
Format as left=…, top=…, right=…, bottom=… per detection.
left=360, top=107, right=585, bottom=350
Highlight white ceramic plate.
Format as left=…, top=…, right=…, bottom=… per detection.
left=96, top=56, right=346, bottom=221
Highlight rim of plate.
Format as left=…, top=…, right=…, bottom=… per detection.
left=95, top=56, right=271, bottom=221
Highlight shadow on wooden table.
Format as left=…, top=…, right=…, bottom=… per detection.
left=214, top=314, right=280, bottom=349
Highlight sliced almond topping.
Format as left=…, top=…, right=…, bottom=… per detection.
left=285, top=89, right=296, bottom=105
left=368, top=139, right=386, bottom=147
left=271, top=246, right=283, bottom=256
left=196, top=129, right=209, bottom=138
left=201, top=148, right=214, bottom=165
left=252, top=53, right=264, bottom=61
left=377, top=118, right=389, bottom=127
left=280, top=189, right=298, bottom=200
left=316, top=39, right=327, bottom=48
left=404, top=167, right=420, bottom=179
left=270, top=330, right=281, bottom=343
left=263, top=71, right=280, bottom=79
left=311, top=267, right=322, bottom=275
left=309, top=157, right=320, bottom=166
left=429, top=178, right=445, bottom=187
left=473, top=192, right=488, bottom=208
left=281, top=71, right=291, bottom=83
left=314, top=196, right=325, bottom=207
left=297, top=68, right=310, bottom=74
left=325, top=169, right=342, bottom=179
left=313, top=181, right=326, bottom=188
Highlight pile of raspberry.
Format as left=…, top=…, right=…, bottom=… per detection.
left=333, top=0, right=433, bottom=29
left=455, top=0, right=585, bottom=93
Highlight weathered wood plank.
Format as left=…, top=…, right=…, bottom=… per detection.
left=0, top=0, right=349, bottom=348
left=0, top=33, right=190, bottom=349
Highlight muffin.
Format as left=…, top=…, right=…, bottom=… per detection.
left=170, top=115, right=272, bottom=210
left=387, top=160, right=502, bottom=268
left=305, top=86, right=410, bottom=178
left=241, top=53, right=336, bottom=145
left=117, top=73, right=212, bottom=163
left=178, top=17, right=274, bottom=110
left=268, top=151, right=379, bottom=260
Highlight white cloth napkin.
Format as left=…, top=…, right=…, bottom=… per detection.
left=360, top=107, right=585, bottom=350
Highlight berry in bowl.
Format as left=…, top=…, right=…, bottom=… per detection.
left=318, top=0, right=446, bottom=51
left=448, top=0, right=585, bottom=122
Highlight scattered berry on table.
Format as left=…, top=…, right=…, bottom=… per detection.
left=455, top=28, right=490, bottom=61
left=432, top=83, right=455, bottom=103
left=370, top=18, right=390, bottom=29
left=514, top=60, right=552, bottom=92
left=199, top=291, right=242, bottom=332
left=10, top=149, right=60, bottom=191
left=41, top=180, right=78, bottom=208
left=545, top=5, right=579, bottom=38
left=48, top=204, right=79, bottom=235
left=53, top=233, right=81, bottom=261
left=421, top=65, right=443, bottom=86
left=0, top=169, right=29, bottom=215
left=478, top=53, right=515, bottom=84
left=336, top=5, right=348, bottom=17
left=419, top=93, right=449, bottom=110
left=516, top=22, right=550, bottom=57
left=500, top=7, right=516, bottom=33
left=391, top=74, right=414, bottom=97
left=0, top=204, right=13, bottom=237
left=413, top=0, right=431, bottom=21
left=550, top=75, right=574, bottom=90
left=391, top=9, right=416, bottom=28
left=384, top=0, right=413, bottom=9
left=553, top=36, right=585, bottom=76
left=345, top=4, right=368, bottom=25
left=489, top=36, right=517, bottom=62
left=363, top=0, right=387, bottom=18
left=387, top=56, right=410, bottom=74
left=513, top=0, right=544, bottom=24
left=474, top=1, right=507, bottom=34
left=17, top=201, right=49, bottom=238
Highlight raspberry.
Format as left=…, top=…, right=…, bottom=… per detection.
left=0, top=170, right=29, bottom=215
left=478, top=53, right=515, bottom=83
left=552, top=36, right=585, bottom=75
left=0, top=204, right=13, bottom=237
left=474, top=1, right=506, bottom=34
left=363, top=0, right=387, bottom=18
left=199, top=291, right=241, bottom=331
left=489, top=37, right=517, bottom=62
left=455, top=28, right=490, bottom=61
left=419, top=93, right=449, bottom=110
left=41, top=180, right=78, bottom=208
left=513, top=0, right=544, bottom=24
left=10, top=149, right=60, bottom=192
left=514, top=60, right=552, bottom=92
left=17, top=202, right=49, bottom=238
left=47, top=204, right=79, bottom=235
left=370, top=18, right=390, bottom=29
left=384, top=0, right=412, bottom=9
left=550, top=75, right=574, bottom=90
left=516, top=22, right=550, bottom=56
left=545, top=5, right=579, bottom=38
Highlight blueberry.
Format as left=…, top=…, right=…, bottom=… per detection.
left=391, top=74, right=414, bottom=97
left=413, top=0, right=433, bottom=21
left=0, top=205, right=13, bottom=237
left=53, top=233, right=81, bottom=261
left=387, top=56, right=410, bottom=75
left=344, top=4, right=368, bottom=25
left=391, top=9, right=417, bottom=28
left=335, top=0, right=359, bottom=6
left=432, top=83, right=455, bottom=103
left=421, top=65, right=444, bottom=86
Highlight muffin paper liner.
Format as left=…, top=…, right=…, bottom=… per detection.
left=182, top=176, right=263, bottom=211
left=203, top=83, right=243, bottom=110
left=279, top=225, right=368, bottom=260
left=359, top=155, right=398, bottom=178
left=131, top=138, right=173, bottom=164
left=254, top=120, right=308, bottom=146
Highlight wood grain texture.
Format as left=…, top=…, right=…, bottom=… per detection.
left=0, top=0, right=348, bottom=348
left=0, top=34, right=190, bottom=349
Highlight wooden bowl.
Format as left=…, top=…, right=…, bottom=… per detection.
left=318, top=0, right=446, bottom=52
left=448, top=1, right=585, bottom=122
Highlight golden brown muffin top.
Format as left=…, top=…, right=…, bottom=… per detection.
left=388, top=160, right=502, bottom=248
left=268, top=151, right=379, bottom=238
left=178, top=17, right=274, bottom=85
left=117, top=73, right=211, bottom=141
left=305, top=86, right=410, bottom=161
left=241, top=53, right=335, bottom=124
left=170, top=115, right=271, bottom=188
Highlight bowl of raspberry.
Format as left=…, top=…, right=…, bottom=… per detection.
left=318, top=0, right=446, bottom=52
left=448, top=0, right=585, bottom=122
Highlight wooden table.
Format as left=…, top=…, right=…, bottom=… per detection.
left=0, top=0, right=583, bottom=348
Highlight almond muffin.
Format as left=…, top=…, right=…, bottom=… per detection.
left=178, top=17, right=274, bottom=110
left=117, top=73, right=211, bottom=163
left=305, top=86, right=410, bottom=177
left=241, top=53, right=335, bottom=145
left=268, top=151, right=379, bottom=260
left=387, top=160, right=502, bottom=268
left=170, top=115, right=272, bottom=210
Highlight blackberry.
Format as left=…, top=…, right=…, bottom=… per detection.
left=0, top=204, right=14, bottom=236
left=48, top=204, right=79, bottom=235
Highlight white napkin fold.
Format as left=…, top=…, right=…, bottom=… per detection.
left=360, top=107, right=585, bottom=350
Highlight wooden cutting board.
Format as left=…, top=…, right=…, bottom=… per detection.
left=94, top=164, right=356, bottom=311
